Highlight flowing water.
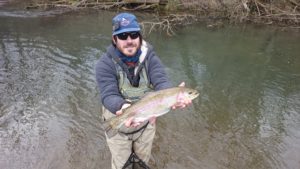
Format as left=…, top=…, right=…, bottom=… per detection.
left=0, top=9, right=299, bottom=169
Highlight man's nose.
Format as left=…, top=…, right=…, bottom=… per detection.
left=126, top=35, right=133, bottom=41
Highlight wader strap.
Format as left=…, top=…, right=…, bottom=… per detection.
left=119, top=121, right=149, bottom=135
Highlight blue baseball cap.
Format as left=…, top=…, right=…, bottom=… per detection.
left=112, top=13, right=141, bottom=36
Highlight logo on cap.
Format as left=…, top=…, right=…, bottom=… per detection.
left=120, top=18, right=130, bottom=26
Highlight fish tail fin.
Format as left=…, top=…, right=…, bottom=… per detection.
left=102, top=119, right=119, bottom=138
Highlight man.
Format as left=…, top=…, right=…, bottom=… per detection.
left=95, top=12, right=191, bottom=169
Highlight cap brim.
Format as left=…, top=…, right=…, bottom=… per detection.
left=113, top=28, right=141, bottom=35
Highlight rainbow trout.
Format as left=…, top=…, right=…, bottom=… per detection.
left=103, top=87, right=199, bottom=137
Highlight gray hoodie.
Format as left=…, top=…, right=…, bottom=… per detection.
left=95, top=41, right=172, bottom=114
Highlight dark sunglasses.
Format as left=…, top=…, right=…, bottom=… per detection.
left=116, top=32, right=140, bottom=40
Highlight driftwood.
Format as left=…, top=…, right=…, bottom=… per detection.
left=229, top=0, right=300, bottom=26
left=141, top=14, right=197, bottom=36
left=26, top=0, right=162, bottom=10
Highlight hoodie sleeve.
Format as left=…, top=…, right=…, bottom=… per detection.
left=95, top=54, right=126, bottom=114
left=147, top=50, right=172, bottom=90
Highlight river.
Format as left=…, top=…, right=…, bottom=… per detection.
left=0, top=9, right=300, bottom=169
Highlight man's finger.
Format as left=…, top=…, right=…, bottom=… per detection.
left=125, top=117, right=133, bottom=127
left=133, top=122, right=141, bottom=127
left=149, top=116, right=156, bottom=124
left=116, top=110, right=122, bottom=115
left=179, top=82, right=185, bottom=87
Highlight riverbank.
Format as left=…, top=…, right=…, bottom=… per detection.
left=2, top=0, right=300, bottom=31
left=1, top=9, right=300, bottom=169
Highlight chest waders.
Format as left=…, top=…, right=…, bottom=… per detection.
left=110, top=50, right=153, bottom=169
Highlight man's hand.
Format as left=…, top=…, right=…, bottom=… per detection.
left=149, top=116, right=156, bottom=125
left=116, top=103, right=131, bottom=116
left=124, top=116, right=156, bottom=127
left=172, top=82, right=192, bottom=109
left=116, top=103, right=156, bottom=127
left=116, top=103, right=145, bottom=128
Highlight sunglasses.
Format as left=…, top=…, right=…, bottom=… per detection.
left=116, top=32, right=140, bottom=40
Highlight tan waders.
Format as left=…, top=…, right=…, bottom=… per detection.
left=102, top=107, right=155, bottom=169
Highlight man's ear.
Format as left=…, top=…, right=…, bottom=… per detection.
left=112, top=35, right=117, bottom=45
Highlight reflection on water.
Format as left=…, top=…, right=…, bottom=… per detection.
left=1, top=10, right=300, bottom=169
left=150, top=25, right=300, bottom=169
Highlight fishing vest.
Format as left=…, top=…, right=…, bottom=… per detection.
left=110, top=41, right=154, bottom=103
left=115, top=63, right=152, bottom=102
